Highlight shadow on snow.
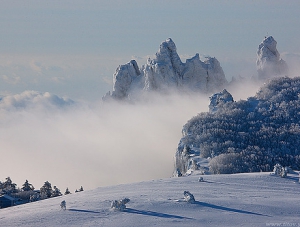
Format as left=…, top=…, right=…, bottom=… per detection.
left=194, top=201, right=269, bottom=216
left=68, top=209, right=101, bottom=214
left=124, top=208, right=193, bottom=220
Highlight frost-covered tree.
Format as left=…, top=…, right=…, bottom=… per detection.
left=22, top=180, right=34, bottom=191
left=175, top=77, right=300, bottom=175
left=52, top=186, right=62, bottom=197
left=281, top=167, right=287, bottom=178
left=111, top=198, right=130, bottom=211
left=60, top=200, right=66, bottom=210
left=273, top=164, right=287, bottom=178
left=0, top=177, right=18, bottom=194
left=40, top=181, right=53, bottom=199
left=64, top=188, right=71, bottom=195
left=273, top=163, right=283, bottom=176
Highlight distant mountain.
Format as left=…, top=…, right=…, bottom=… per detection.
left=175, top=77, right=300, bottom=176
left=104, top=38, right=227, bottom=100
left=256, top=36, right=288, bottom=80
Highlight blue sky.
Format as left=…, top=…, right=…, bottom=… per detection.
left=1, top=0, right=300, bottom=101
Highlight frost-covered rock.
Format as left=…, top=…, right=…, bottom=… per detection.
left=209, top=89, right=234, bottom=113
left=256, top=36, right=288, bottom=80
left=111, top=60, right=141, bottom=100
left=104, top=38, right=227, bottom=101
left=183, top=191, right=195, bottom=203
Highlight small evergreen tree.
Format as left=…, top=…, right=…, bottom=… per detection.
left=79, top=186, right=84, bottom=192
left=64, top=187, right=71, bottom=195
left=22, top=180, right=34, bottom=191
left=51, top=186, right=62, bottom=197
left=40, top=181, right=53, bottom=199
left=2, top=177, right=18, bottom=194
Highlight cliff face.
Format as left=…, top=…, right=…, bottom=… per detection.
left=256, top=36, right=288, bottom=80
left=104, top=38, right=227, bottom=101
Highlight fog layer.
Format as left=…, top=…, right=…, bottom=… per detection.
left=0, top=91, right=210, bottom=191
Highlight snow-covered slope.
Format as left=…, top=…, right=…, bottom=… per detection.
left=1, top=172, right=299, bottom=227
left=105, top=38, right=227, bottom=100
left=257, top=36, right=288, bottom=80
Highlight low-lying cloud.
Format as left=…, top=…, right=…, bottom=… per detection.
left=0, top=91, right=210, bottom=192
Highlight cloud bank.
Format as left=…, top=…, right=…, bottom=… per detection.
left=0, top=91, right=210, bottom=191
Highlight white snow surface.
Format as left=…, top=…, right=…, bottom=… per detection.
left=1, top=172, right=300, bottom=227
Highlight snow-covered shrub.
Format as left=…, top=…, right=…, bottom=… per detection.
left=281, top=167, right=287, bottom=178
left=183, top=191, right=195, bottom=203
left=60, top=200, right=66, bottom=210
left=21, top=180, right=34, bottom=191
left=111, top=198, right=130, bottom=211
left=273, top=164, right=287, bottom=178
left=12, top=191, right=37, bottom=202
left=209, top=153, right=245, bottom=174
left=29, top=193, right=40, bottom=202
left=52, top=186, right=62, bottom=197
left=273, top=163, right=282, bottom=175
left=0, top=177, right=18, bottom=195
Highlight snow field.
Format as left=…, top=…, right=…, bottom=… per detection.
left=0, top=172, right=299, bottom=227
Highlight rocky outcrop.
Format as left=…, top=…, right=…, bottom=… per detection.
left=104, top=38, right=228, bottom=101
left=256, top=36, right=288, bottom=80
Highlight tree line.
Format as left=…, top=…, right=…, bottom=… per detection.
left=0, top=177, right=83, bottom=208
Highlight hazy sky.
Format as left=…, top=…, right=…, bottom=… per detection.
left=1, top=0, right=299, bottom=100
left=1, top=0, right=300, bottom=191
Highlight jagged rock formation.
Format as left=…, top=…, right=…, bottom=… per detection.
left=104, top=38, right=227, bottom=100
left=256, top=36, right=288, bottom=80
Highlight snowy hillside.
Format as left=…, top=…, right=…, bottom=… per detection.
left=1, top=172, right=299, bottom=227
